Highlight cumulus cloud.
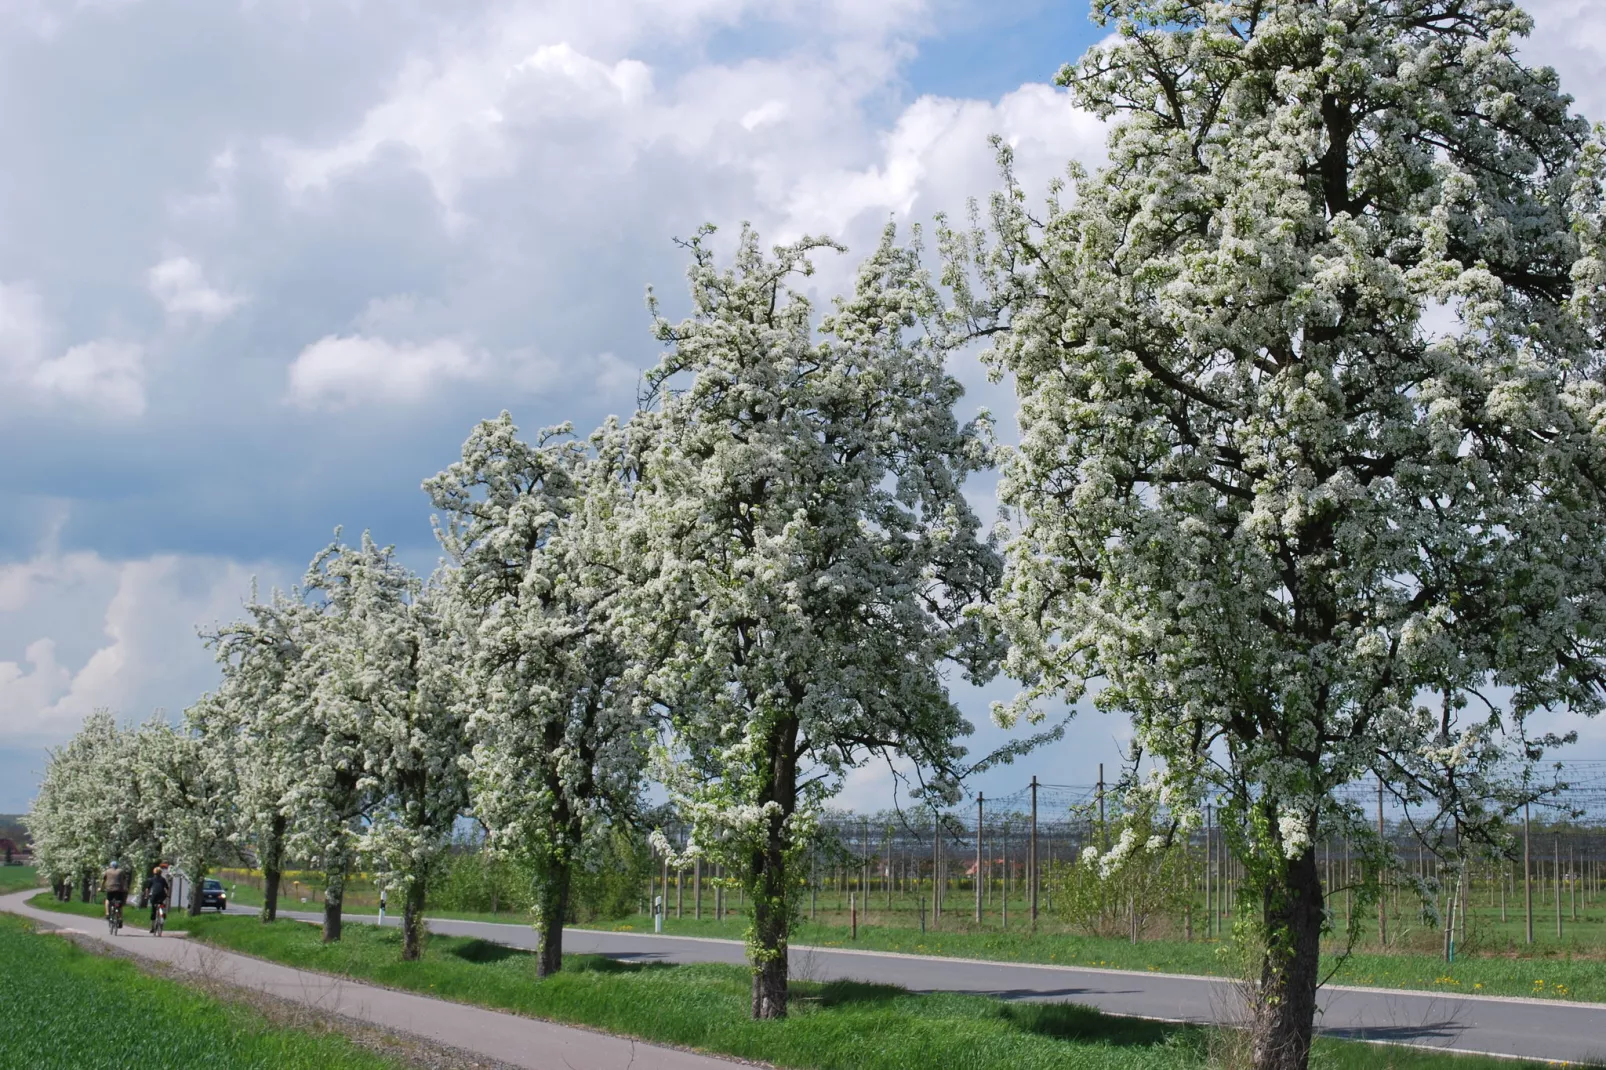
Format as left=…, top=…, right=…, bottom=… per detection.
left=0, top=281, right=146, bottom=417
left=147, top=255, right=244, bottom=323
left=31, top=339, right=146, bottom=416
left=287, top=334, right=487, bottom=409
left=0, top=540, right=276, bottom=746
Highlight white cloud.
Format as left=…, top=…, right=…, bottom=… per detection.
left=287, top=333, right=487, bottom=409
left=1523, top=0, right=1606, bottom=120
left=0, top=542, right=274, bottom=745
left=147, top=255, right=244, bottom=323
left=31, top=339, right=146, bottom=417
left=780, top=83, right=1105, bottom=240
left=0, top=281, right=146, bottom=417
left=0, top=281, right=50, bottom=376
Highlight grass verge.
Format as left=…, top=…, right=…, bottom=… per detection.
left=0, top=912, right=405, bottom=1070
left=160, top=911, right=1557, bottom=1070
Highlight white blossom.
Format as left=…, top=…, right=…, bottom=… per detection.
left=946, top=3, right=1606, bottom=1068
left=624, top=223, right=1001, bottom=1018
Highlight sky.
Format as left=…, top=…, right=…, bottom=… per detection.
left=3, top=0, right=1606, bottom=814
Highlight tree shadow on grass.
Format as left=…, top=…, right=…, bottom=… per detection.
left=567, top=954, right=674, bottom=975
left=810, top=980, right=907, bottom=1007
left=1000, top=1001, right=1200, bottom=1051
left=451, top=939, right=520, bottom=964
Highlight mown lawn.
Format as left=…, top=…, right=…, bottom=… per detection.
left=150, top=911, right=1554, bottom=1070
left=0, top=913, right=404, bottom=1070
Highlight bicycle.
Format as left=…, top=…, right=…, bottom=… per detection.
left=106, top=898, right=123, bottom=936
left=150, top=901, right=167, bottom=936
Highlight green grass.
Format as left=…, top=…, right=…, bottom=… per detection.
left=0, top=913, right=404, bottom=1070
left=0, top=864, right=41, bottom=893
left=622, top=910, right=1606, bottom=1004
left=165, top=912, right=1558, bottom=1070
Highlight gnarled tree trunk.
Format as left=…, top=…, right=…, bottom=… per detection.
left=535, top=862, right=571, bottom=978
left=402, top=876, right=429, bottom=961
left=188, top=863, right=208, bottom=916
left=1251, top=846, right=1324, bottom=1070
left=749, top=716, right=798, bottom=1020
left=322, top=866, right=346, bottom=943
left=262, top=813, right=286, bottom=923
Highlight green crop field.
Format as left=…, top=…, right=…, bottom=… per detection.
left=0, top=912, right=404, bottom=1070
left=0, top=864, right=41, bottom=894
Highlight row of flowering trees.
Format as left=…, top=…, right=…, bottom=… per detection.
left=29, top=223, right=1002, bottom=993
left=25, top=5, right=1606, bottom=1068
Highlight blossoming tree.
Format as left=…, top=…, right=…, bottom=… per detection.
left=206, top=589, right=318, bottom=922
left=634, top=225, right=1001, bottom=1018
left=290, top=533, right=400, bottom=943
left=950, top=3, right=1606, bottom=1068
left=133, top=713, right=236, bottom=915
left=426, top=413, right=649, bottom=978
left=349, top=575, right=468, bottom=962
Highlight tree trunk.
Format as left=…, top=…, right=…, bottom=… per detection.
left=535, top=861, right=571, bottom=978
left=262, top=813, right=286, bottom=923
left=402, top=877, right=428, bottom=961
left=748, top=716, right=799, bottom=1020
left=322, top=867, right=346, bottom=943
left=188, top=863, right=207, bottom=916
left=79, top=874, right=91, bottom=902
left=1252, top=846, right=1324, bottom=1070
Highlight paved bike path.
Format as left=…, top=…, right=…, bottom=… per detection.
left=248, top=906, right=1606, bottom=1065
left=0, top=891, right=745, bottom=1070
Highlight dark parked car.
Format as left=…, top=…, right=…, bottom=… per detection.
left=200, top=878, right=228, bottom=912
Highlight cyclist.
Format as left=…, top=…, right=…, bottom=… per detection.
left=101, top=860, right=129, bottom=928
left=145, top=862, right=171, bottom=933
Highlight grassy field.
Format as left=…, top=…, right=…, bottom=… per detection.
left=0, top=864, right=41, bottom=894
left=164, top=913, right=1561, bottom=1070
left=0, top=913, right=405, bottom=1070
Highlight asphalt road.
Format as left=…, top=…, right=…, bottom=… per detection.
left=241, top=905, right=1606, bottom=1065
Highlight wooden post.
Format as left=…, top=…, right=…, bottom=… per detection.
left=1555, top=833, right=1563, bottom=940
left=862, top=816, right=870, bottom=912
left=1205, top=804, right=1213, bottom=939
left=975, top=794, right=984, bottom=925
left=1524, top=803, right=1533, bottom=945
left=1570, top=840, right=1578, bottom=923
left=1377, top=778, right=1387, bottom=947
left=1030, top=776, right=1040, bottom=930
left=932, top=808, right=941, bottom=928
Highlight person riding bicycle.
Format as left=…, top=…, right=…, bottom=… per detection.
left=101, top=860, right=129, bottom=921
left=145, top=863, right=171, bottom=930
